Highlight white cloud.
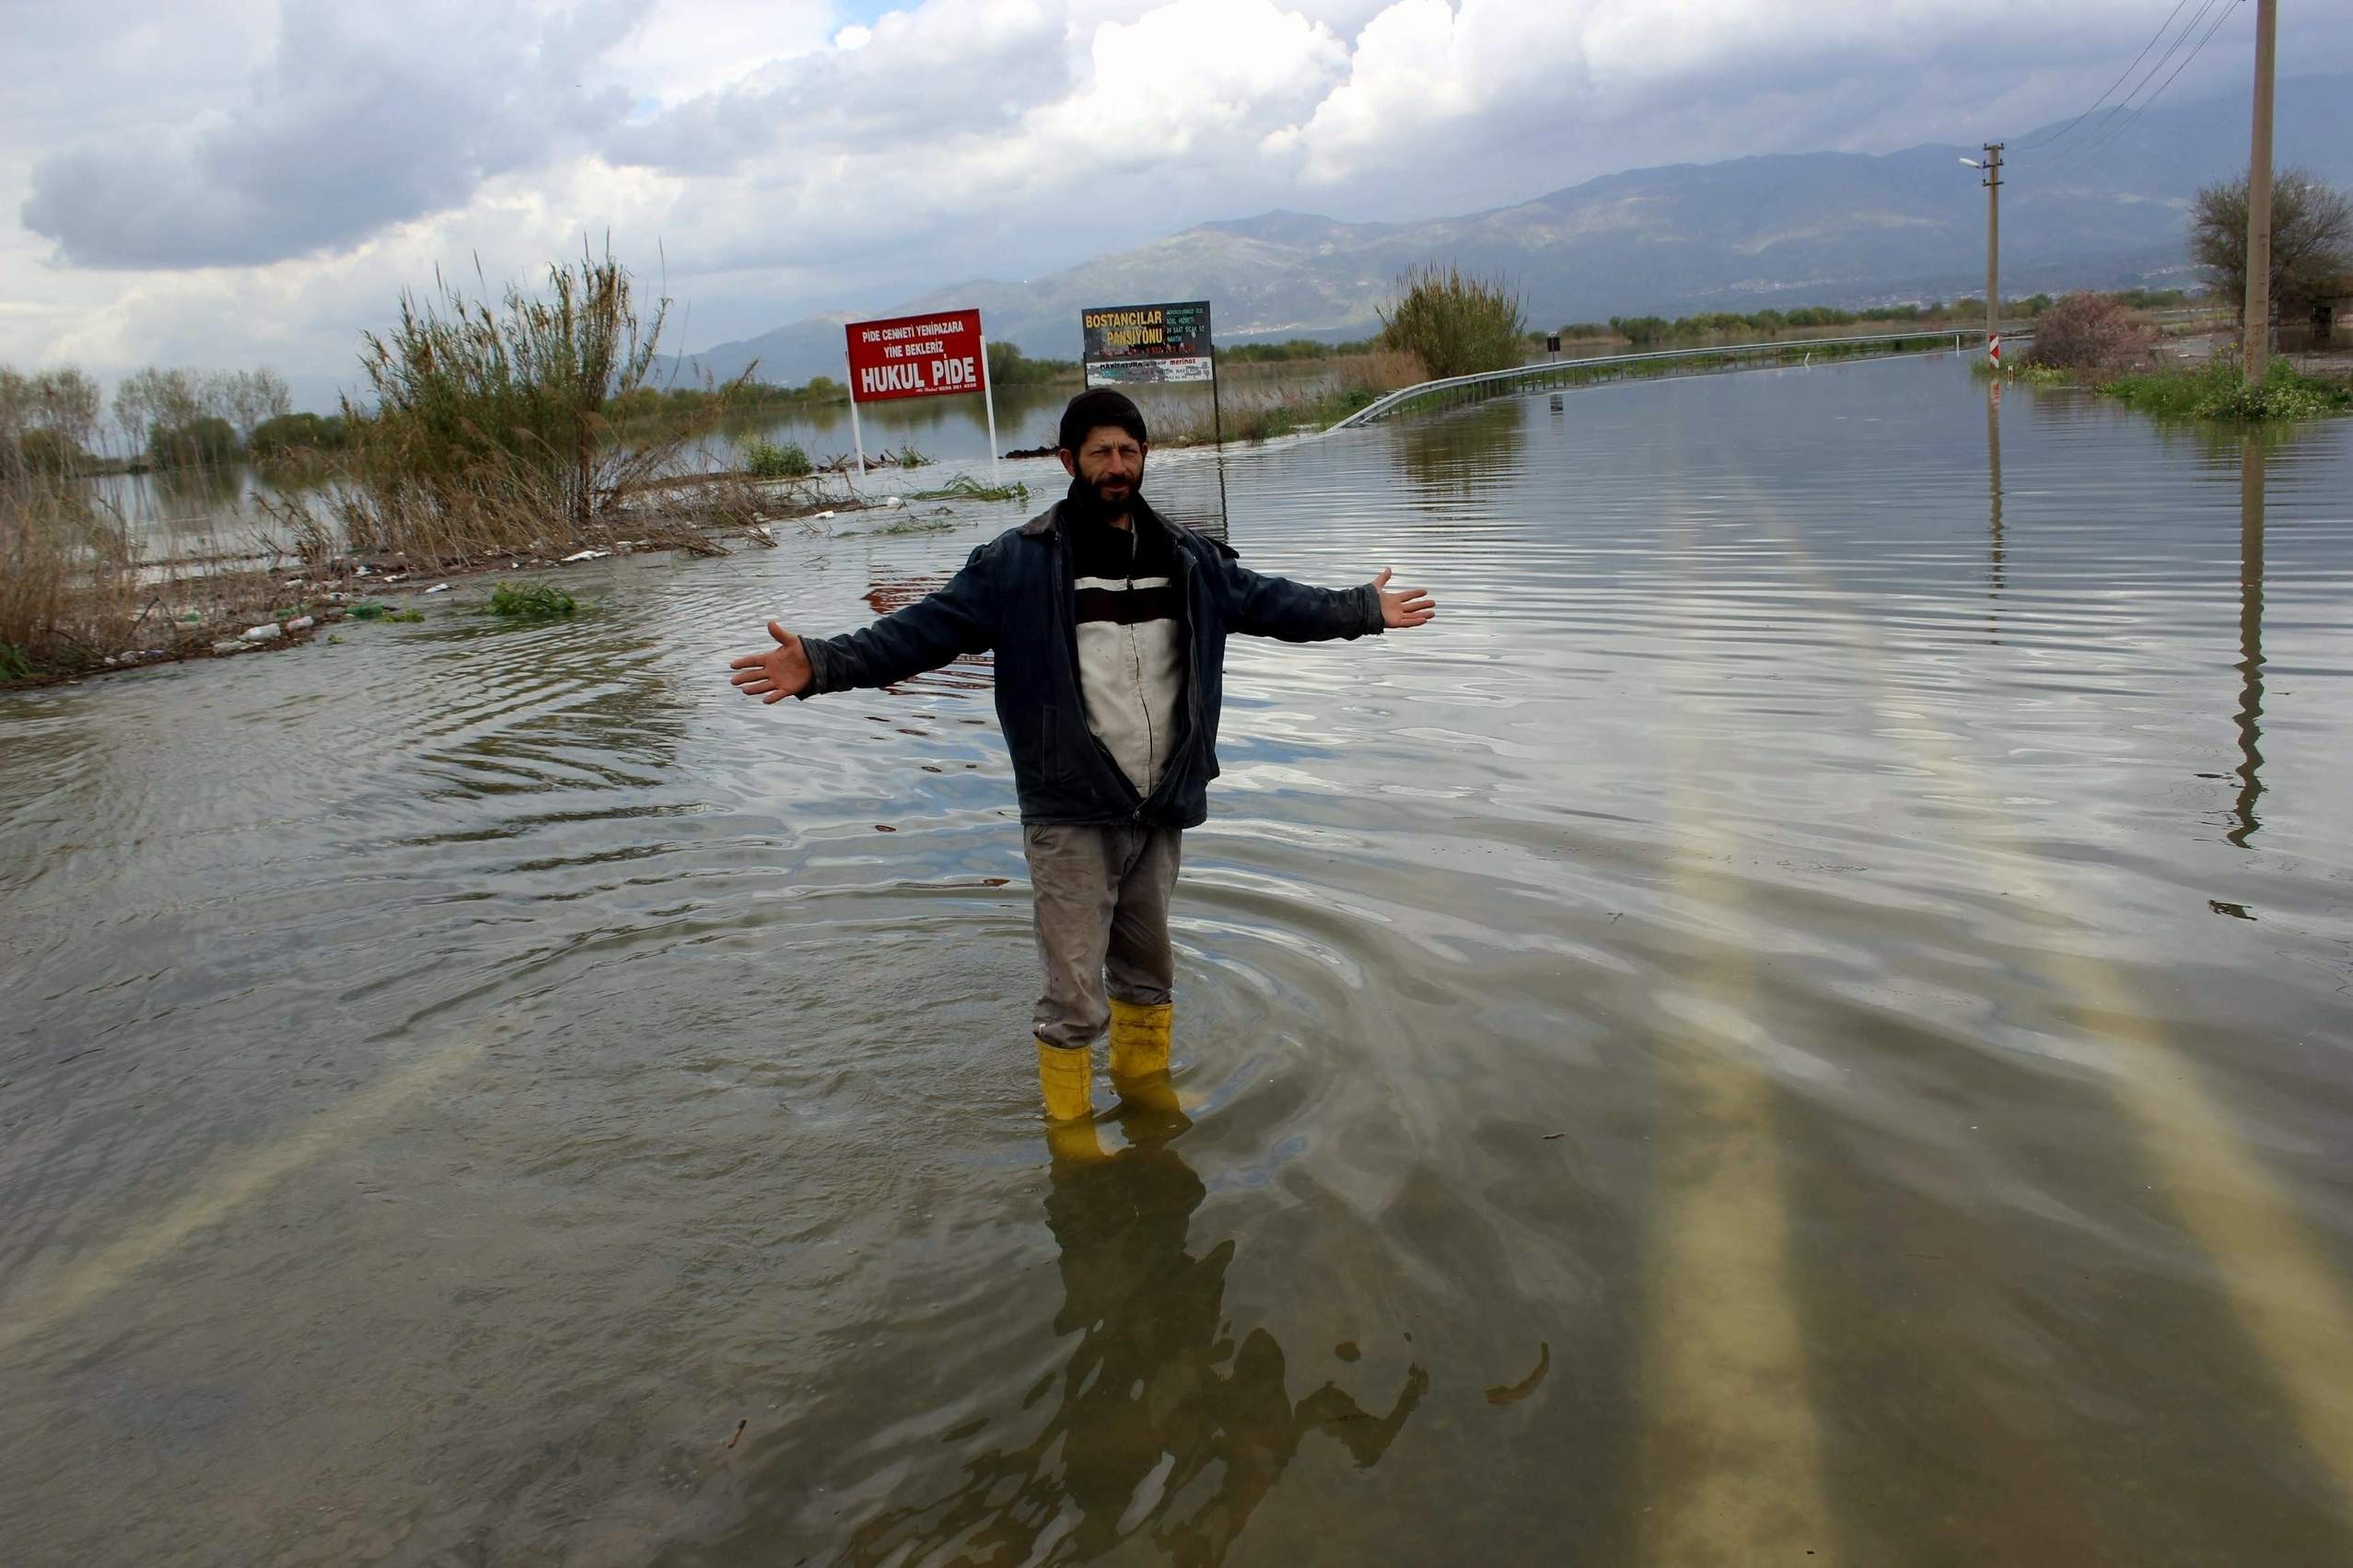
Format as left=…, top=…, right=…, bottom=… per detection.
left=3, top=0, right=2335, bottom=385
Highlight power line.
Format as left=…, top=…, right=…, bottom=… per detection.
left=2044, top=0, right=2231, bottom=171
left=2010, top=0, right=2196, bottom=151
left=2056, top=0, right=2242, bottom=170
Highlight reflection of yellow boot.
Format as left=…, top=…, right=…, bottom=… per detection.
left=1107, top=998, right=1171, bottom=1077
left=1107, top=999, right=1182, bottom=1119
left=1037, top=1039, right=1107, bottom=1166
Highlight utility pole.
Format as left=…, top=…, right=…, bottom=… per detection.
left=1982, top=143, right=2003, bottom=363
left=2242, top=0, right=2278, bottom=378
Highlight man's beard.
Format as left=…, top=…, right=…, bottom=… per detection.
left=1064, top=470, right=1143, bottom=525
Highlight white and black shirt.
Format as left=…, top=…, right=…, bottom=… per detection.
left=1071, top=517, right=1185, bottom=797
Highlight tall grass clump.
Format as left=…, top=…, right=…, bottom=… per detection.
left=0, top=475, right=145, bottom=678
left=1379, top=264, right=1527, bottom=379
left=2, top=367, right=145, bottom=677
left=323, top=241, right=744, bottom=563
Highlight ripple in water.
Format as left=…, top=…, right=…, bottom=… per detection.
left=6, top=357, right=2353, bottom=1563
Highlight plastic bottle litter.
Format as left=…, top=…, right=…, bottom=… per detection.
left=560, top=548, right=611, bottom=563
left=284, top=615, right=315, bottom=633
left=211, top=639, right=245, bottom=656
left=241, top=622, right=283, bottom=643
left=425, top=582, right=450, bottom=594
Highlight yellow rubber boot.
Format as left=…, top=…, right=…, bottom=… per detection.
left=1037, top=1039, right=1107, bottom=1166
left=1107, top=999, right=1181, bottom=1118
left=1107, top=998, right=1171, bottom=1078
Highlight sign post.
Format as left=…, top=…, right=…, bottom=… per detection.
left=844, top=345, right=868, bottom=474
left=844, top=308, right=996, bottom=483
left=1081, top=300, right=1215, bottom=388
left=1081, top=299, right=1222, bottom=526
left=976, top=331, right=1001, bottom=488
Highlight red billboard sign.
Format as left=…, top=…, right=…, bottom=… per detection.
left=845, top=308, right=987, bottom=403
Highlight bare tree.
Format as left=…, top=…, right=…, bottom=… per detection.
left=31, top=368, right=100, bottom=450
left=111, top=366, right=203, bottom=450
left=219, top=368, right=291, bottom=441
left=2190, top=168, right=2353, bottom=328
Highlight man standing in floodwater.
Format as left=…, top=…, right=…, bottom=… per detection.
left=727, top=389, right=1436, bottom=1157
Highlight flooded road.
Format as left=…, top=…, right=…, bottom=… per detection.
left=6, top=355, right=2353, bottom=1564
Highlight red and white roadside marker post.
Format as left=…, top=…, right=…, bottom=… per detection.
left=843, top=308, right=1001, bottom=486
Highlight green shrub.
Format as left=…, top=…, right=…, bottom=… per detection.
left=1379, top=264, right=1527, bottom=378
left=1, top=642, right=33, bottom=680
left=17, top=428, right=86, bottom=472
left=248, top=411, right=349, bottom=457
left=490, top=580, right=577, bottom=618
left=985, top=342, right=1077, bottom=385
left=742, top=436, right=812, bottom=479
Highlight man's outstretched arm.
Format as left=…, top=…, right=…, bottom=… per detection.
left=728, top=545, right=996, bottom=704
left=1216, top=554, right=1436, bottom=642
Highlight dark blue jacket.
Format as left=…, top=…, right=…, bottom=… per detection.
left=798, top=498, right=1385, bottom=828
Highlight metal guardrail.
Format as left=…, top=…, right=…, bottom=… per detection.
left=1326, top=326, right=2038, bottom=432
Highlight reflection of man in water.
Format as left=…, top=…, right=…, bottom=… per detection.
left=728, top=389, right=1435, bottom=1148
left=844, top=1101, right=1428, bottom=1564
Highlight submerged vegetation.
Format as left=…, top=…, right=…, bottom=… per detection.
left=2103, top=360, right=2352, bottom=422
left=742, top=436, right=813, bottom=479
left=489, top=580, right=578, bottom=618
left=906, top=474, right=1031, bottom=505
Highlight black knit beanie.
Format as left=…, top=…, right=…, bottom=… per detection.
left=1057, top=389, right=1147, bottom=454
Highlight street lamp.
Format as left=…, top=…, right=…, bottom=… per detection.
left=1960, top=145, right=2002, bottom=362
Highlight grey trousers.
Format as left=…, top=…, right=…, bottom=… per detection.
left=1023, top=824, right=1182, bottom=1051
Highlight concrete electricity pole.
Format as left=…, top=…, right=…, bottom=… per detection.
left=2242, top=0, right=2278, bottom=378
left=1961, top=145, right=2004, bottom=361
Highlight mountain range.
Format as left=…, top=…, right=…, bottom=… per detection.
left=684, top=73, right=2353, bottom=388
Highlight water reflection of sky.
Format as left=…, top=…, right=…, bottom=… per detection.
left=7, top=355, right=2353, bottom=1564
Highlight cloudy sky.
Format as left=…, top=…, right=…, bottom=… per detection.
left=0, top=0, right=2320, bottom=398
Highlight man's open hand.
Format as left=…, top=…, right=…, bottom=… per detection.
left=1372, top=569, right=1436, bottom=630
left=728, top=621, right=813, bottom=704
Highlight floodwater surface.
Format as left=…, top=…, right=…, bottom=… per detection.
left=6, top=355, right=2353, bottom=1565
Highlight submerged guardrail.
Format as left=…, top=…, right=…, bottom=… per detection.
left=1326, top=326, right=2040, bottom=432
